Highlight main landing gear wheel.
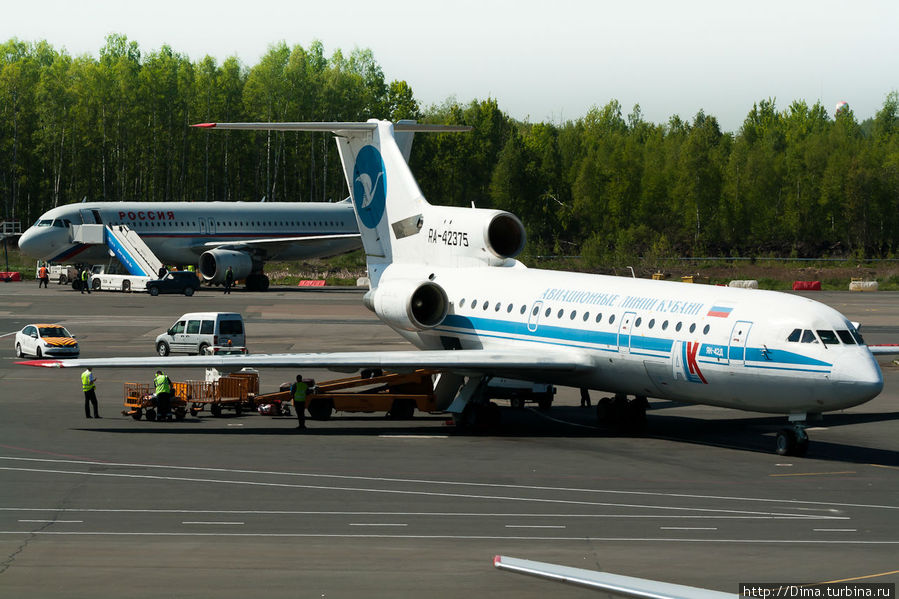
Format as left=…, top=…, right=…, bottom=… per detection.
left=453, top=402, right=501, bottom=433
left=596, top=394, right=647, bottom=433
left=245, top=273, right=270, bottom=292
left=776, top=427, right=809, bottom=457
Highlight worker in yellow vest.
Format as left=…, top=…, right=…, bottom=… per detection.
left=291, top=374, right=308, bottom=430
left=154, top=370, right=172, bottom=421
left=80, top=268, right=91, bottom=294
left=81, top=367, right=100, bottom=418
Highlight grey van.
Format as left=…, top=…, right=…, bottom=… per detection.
left=155, top=312, right=245, bottom=356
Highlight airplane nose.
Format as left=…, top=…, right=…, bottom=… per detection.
left=829, top=350, right=883, bottom=408
left=17, top=227, right=41, bottom=258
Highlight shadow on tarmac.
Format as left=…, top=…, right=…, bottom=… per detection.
left=73, top=405, right=899, bottom=466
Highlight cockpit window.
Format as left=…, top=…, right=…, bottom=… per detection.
left=787, top=328, right=801, bottom=342
left=36, top=219, right=53, bottom=227
left=52, top=220, right=65, bottom=227
left=836, top=330, right=855, bottom=345
left=850, top=328, right=864, bottom=345
left=817, top=330, right=839, bottom=345
left=801, top=330, right=818, bottom=343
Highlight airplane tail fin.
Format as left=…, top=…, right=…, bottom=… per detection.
left=193, top=120, right=469, bottom=286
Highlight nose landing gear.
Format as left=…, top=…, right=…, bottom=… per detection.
left=775, top=413, right=819, bottom=456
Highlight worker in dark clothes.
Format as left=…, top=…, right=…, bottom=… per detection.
left=81, top=367, right=100, bottom=418
left=154, top=370, right=172, bottom=421
left=291, top=374, right=308, bottom=430
left=223, top=266, right=234, bottom=294
left=580, top=387, right=591, bottom=408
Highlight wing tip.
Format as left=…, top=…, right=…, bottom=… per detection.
left=192, top=123, right=217, bottom=128
left=17, top=359, right=64, bottom=368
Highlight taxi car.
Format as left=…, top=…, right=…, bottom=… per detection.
left=14, top=323, right=80, bottom=358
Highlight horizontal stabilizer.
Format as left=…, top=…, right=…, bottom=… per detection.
left=193, top=121, right=471, bottom=133
left=493, top=556, right=735, bottom=599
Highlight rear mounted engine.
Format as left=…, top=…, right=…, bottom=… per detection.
left=418, top=206, right=526, bottom=266
left=364, top=279, right=449, bottom=332
left=199, top=249, right=253, bottom=283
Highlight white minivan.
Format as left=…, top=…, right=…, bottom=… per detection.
left=155, top=312, right=246, bottom=356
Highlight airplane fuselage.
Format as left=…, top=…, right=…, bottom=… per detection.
left=382, top=263, right=882, bottom=415
left=18, top=201, right=360, bottom=265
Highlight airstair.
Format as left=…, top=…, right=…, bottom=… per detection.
left=72, top=224, right=162, bottom=277
left=0, top=220, right=22, bottom=241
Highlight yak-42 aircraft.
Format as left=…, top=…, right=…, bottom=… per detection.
left=22, top=119, right=891, bottom=456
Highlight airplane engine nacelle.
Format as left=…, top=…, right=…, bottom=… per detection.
left=421, top=206, right=526, bottom=265
left=364, top=279, right=449, bottom=332
left=199, top=249, right=254, bottom=283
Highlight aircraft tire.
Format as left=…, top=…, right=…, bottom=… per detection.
left=775, top=429, right=797, bottom=456
left=259, top=275, right=270, bottom=291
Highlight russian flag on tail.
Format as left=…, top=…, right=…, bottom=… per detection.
left=707, top=305, right=733, bottom=318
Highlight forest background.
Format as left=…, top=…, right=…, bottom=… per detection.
left=3, top=34, right=899, bottom=277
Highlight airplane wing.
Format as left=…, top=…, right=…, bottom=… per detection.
left=201, top=233, right=361, bottom=249
left=867, top=344, right=899, bottom=355
left=17, top=348, right=594, bottom=378
left=493, top=556, right=735, bottom=599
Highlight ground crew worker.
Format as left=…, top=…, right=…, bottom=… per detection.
left=187, top=264, right=195, bottom=272
left=80, top=268, right=91, bottom=294
left=580, top=387, right=591, bottom=408
left=157, top=266, right=168, bottom=279
left=223, top=266, right=234, bottom=294
left=82, top=367, right=100, bottom=418
left=291, top=374, right=308, bottom=430
left=38, top=264, right=49, bottom=288
left=154, top=370, right=172, bottom=421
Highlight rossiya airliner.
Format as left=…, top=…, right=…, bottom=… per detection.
left=21, top=119, right=892, bottom=456
left=18, top=199, right=361, bottom=290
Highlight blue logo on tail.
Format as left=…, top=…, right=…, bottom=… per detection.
left=353, top=145, right=387, bottom=229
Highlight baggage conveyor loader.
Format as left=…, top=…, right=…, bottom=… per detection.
left=254, top=369, right=438, bottom=420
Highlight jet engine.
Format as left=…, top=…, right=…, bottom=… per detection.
left=364, top=278, right=449, bottom=332
left=199, top=249, right=254, bottom=283
left=419, top=207, right=526, bottom=266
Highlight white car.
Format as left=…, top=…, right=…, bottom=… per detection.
left=14, top=323, right=80, bottom=359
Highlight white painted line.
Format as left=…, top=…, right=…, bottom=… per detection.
left=378, top=435, right=449, bottom=439
left=0, top=332, right=19, bottom=339
left=775, top=464, right=793, bottom=467
left=0, top=508, right=834, bottom=520
left=348, top=523, right=408, bottom=527
left=505, top=525, right=566, bottom=529
left=18, top=519, right=83, bottom=523
left=226, top=424, right=243, bottom=427
left=182, top=521, right=244, bottom=526
left=1, top=455, right=892, bottom=513
left=813, top=528, right=857, bottom=532
left=1, top=531, right=898, bottom=544
left=660, top=527, right=718, bottom=531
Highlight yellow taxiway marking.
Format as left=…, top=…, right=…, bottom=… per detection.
left=870, top=464, right=899, bottom=471
left=815, top=569, right=899, bottom=584
left=769, top=471, right=856, bottom=477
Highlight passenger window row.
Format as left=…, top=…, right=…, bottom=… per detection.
left=457, top=298, right=712, bottom=336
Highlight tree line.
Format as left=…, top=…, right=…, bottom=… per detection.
left=2, top=35, right=899, bottom=260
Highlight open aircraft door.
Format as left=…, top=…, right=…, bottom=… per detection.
left=728, top=320, right=753, bottom=366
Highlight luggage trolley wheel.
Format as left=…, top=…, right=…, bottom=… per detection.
left=145, top=408, right=156, bottom=422
left=131, top=408, right=142, bottom=421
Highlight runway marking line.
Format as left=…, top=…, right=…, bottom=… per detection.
left=815, top=569, right=899, bottom=584
left=659, top=527, right=718, bottom=531
left=769, top=471, right=856, bottom=477
left=378, top=435, right=449, bottom=439
left=17, top=519, right=82, bottom=523
left=1, top=531, right=897, bottom=544
left=2, top=455, right=896, bottom=512
left=0, top=465, right=844, bottom=519
left=870, top=464, right=899, bottom=471
left=349, top=523, right=408, bottom=527
left=181, top=521, right=244, bottom=525
left=812, top=529, right=857, bottom=532
left=504, top=525, right=566, bottom=529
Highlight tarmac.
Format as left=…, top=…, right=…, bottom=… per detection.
left=0, top=282, right=897, bottom=598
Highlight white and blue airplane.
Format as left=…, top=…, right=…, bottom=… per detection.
left=18, top=199, right=361, bottom=290
left=21, top=119, right=891, bottom=456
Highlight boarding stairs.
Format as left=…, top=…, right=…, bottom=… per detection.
left=0, top=220, right=22, bottom=241
left=72, top=224, right=163, bottom=277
